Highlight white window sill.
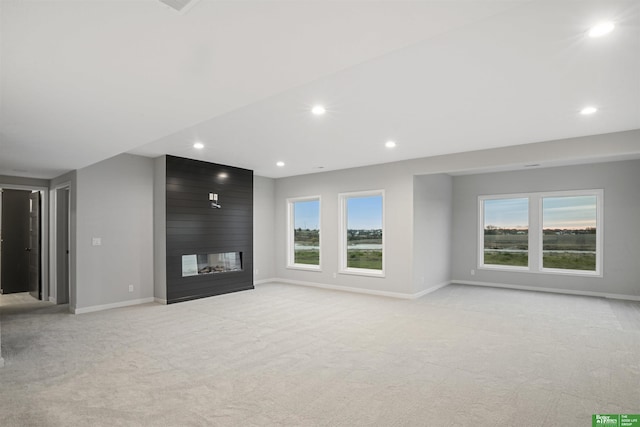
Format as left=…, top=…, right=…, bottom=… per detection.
left=340, top=268, right=385, bottom=278
left=479, top=264, right=602, bottom=278
left=287, top=265, right=321, bottom=272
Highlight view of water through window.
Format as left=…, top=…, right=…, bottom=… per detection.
left=293, top=199, right=320, bottom=266
left=346, top=195, right=383, bottom=270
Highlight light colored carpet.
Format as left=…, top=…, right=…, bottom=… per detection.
left=1, top=283, right=639, bottom=426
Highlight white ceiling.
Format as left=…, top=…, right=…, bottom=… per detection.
left=1, top=0, right=639, bottom=179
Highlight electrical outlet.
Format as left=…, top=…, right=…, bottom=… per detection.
left=470, top=269, right=475, bottom=276
left=255, top=269, right=259, bottom=275
left=128, top=285, right=134, bottom=292
left=333, top=272, right=337, bottom=279
left=92, top=237, right=102, bottom=246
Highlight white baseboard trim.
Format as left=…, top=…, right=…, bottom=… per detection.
left=413, top=281, right=452, bottom=299
left=267, top=278, right=451, bottom=300
left=254, top=278, right=278, bottom=285
left=276, top=278, right=413, bottom=299
left=73, top=297, right=156, bottom=314
left=453, top=280, right=640, bottom=302
left=154, top=297, right=167, bottom=305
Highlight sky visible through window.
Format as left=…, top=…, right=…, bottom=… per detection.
left=484, top=198, right=528, bottom=229
left=294, top=200, right=319, bottom=230
left=292, top=196, right=383, bottom=230
left=484, top=196, right=597, bottom=230
left=347, top=196, right=382, bottom=230
left=543, top=196, right=596, bottom=229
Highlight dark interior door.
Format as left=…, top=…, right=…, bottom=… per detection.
left=28, top=191, right=41, bottom=299
left=1, top=189, right=30, bottom=294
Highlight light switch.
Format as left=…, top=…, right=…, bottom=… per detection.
left=92, top=237, right=102, bottom=246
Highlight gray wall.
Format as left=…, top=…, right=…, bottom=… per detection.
left=413, top=174, right=453, bottom=293
left=253, top=175, right=276, bottom=281
left=404, top=129, right=640, bottom=176
left=27, top=129, right=639, bottom=312
left=75, top=154, right=154, bottom=310
left=275, top=162, right=416, bottom=296
left=451, top=159, right=640, bottom=297
left=0, top=175, right=49, bottom=188
left=271, top=130, right=640, bottom=297
left=153, top=156, right=166, bottom=301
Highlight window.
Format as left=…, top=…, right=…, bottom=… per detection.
left=287, top=196, right=321, bottom=270
left=479, top=190, right=602, bottom=276
left=542, top=195, right=598, bottom=272
left=481, top=197, right=529, bottom=269
left=339, top=190, right=384, bottom=276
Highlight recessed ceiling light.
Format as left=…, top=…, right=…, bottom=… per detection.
left=276, top=161, right=285, bottom=167
left=385, top=140, right=397, bottom=148
left=311, top=105, right=326, bottom=115
left=580, top=106, right=598, bottom=115
left=588, top=21, right=615, bottom=38
left=193, top=142, right=204, bottom=149
left=218, top=172, right=228, bottom=179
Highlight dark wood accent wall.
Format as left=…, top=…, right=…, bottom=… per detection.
left=165, top=155, right=253, bottom=303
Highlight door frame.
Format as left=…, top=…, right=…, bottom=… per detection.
left=49, top=182, right=71, bottom=305
left=0, top=183, right=49, bottom=301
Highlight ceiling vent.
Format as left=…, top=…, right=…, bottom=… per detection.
left=158, top=0, right=202, bottom=14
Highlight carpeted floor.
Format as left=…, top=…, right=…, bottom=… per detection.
left=1, top=283, right=639, bottom=426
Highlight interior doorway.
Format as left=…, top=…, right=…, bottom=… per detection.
left=55, top=187, right=70, bottom=304
left=0, top=185, right=48, bottom=302
left=28, top=191, right=42, bottom=299
left=0, top=189, right=32, bottom=295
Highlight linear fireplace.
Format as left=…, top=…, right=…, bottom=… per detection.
left=182, top=252, right=243, bottom=277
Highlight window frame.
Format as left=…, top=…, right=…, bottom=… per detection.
left=478, top=189, right=603, bottom=277
left=338, top=190, right=385, bottom=277
left=477, top=194, right=530, bottom=272
left=538, top=189, right=603, bottom=277
left=286, top=195, right=322, bottom=271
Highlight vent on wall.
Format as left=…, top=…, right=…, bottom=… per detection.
left=158, top=0, right=201, bottom=14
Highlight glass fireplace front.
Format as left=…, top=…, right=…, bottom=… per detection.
left=182, top=252, right=243, bottom=277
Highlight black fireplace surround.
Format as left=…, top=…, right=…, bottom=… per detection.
left=165, top=155, right=254, bottom=303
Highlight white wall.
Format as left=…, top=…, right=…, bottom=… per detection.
left=275, top=162, right=416, bottom=296
left=451, top=159, right=640, bottom=298
left=75, top=154, right=154, bottom=311
left=413, top=174, right=453, bottom=294
left=253, top=175, right=276, bottom=281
